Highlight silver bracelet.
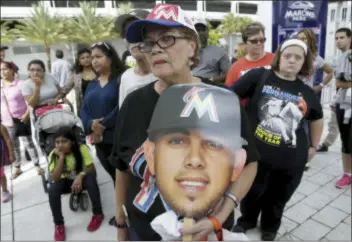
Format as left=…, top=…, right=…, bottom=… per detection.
left=225, top=191, right=239, bottom=208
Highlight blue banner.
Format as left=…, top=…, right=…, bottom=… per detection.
left=272, top=0, right=328, bottom=58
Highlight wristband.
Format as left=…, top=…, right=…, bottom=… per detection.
left=225, top=191, right=239, bottom=208
left=319, top=83, right=325, bottom=87
left=208, top=216, right=223, bottom=241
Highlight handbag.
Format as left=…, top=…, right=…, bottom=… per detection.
left=2, top=87, right=31, bottom=137
left=12, top=118, right=31, bottom=137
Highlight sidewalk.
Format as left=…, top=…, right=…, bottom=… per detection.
left=1, top=108, right=351, bottom=241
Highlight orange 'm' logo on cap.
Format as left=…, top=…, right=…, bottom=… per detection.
left=180, top=87, right=219, bottom=123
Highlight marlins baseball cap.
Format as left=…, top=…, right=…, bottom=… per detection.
left=148, top=83, right=247, bottom=150
left=126, top=3, right=197, bottom=43
left=115, top=9, right=150, bottom=36
left=193, top=17, right=207, bottom=27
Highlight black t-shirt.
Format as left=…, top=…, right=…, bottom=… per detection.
left=110, top=79, right=259, bottom=240
left=232, top=68, right=323, bottom=169
left=81, top=78, right=91, bottom=99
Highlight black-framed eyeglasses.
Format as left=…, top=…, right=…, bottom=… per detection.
left=91, top=42, right=110, bottom=50
left=139, top=35, right=189, bottom=53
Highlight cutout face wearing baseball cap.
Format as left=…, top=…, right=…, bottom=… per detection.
left=125, top=4, right=200, bottom=82
left=143, top=83, right=246, bottom=219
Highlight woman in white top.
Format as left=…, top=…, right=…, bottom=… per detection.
left=297, top=28, right=334, bottom=92
left=118, top=42, right=156, bottom=107
left=21, top=59, right=65, bottom=109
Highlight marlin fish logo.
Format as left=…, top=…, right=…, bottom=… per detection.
left=180, top=87, right=219, bottom=123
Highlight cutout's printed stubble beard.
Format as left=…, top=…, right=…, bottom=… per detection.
left=156, top=176, right=226, bottom=220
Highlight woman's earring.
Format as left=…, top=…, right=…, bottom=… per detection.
left=188, top=59, right=194, bottom=67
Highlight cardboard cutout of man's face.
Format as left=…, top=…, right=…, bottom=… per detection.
left=144, top=129, right=245, bottom=220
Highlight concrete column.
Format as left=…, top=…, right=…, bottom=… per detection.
left=257, top=1, right=273, bottom=52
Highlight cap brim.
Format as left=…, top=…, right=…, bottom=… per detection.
left=0, top=46, right=9, bottom=50
left=115, top=14, right=139, bottom=34
left=194, top=22, right=207, bottom=27
left=148, top=125, right=246, bottom=149
left=126, top=19, right=185, bottom=43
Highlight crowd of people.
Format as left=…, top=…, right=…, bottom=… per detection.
left=0, top=3, right=351, bottom=241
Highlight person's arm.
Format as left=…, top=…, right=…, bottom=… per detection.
left=80, top=83, right=97, bottom=134
left=101, top=104, right=119, bottom=129
left=115, top=169, right=131, bottom=223
left=307, top=87, right=324, bottom=160
left=321, top=63, right=334, bottom=86
left=63, top=71, right=75, bottom=95
left=231, top=68, right=265, bottom=98
left=308, top=118, right=324, bottom=161
left=80, top=97, right=94, bottom=134
left=1, top=124, right=15, bottom=162
left=51, top=154, right=65, bottom=182
left=309, top=119, right=324, bottom=149
left=109, top=93, right=148, bottom=239
left=23, top=85, right=41, bottom=108
left=20, top=106, right=30, bottom=121
left=336, top=78, right=352, bottom=89
left=101, top=79, right=121, bottom=128
left=211, top=103, right=259, bottom=221
left=313, top=63, right=334, bottom=92
left=211, top=54, right=231, bottom=83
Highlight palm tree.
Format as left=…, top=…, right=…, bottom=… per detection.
left=1, top=21, right=16, bottom=45
left=207, top=22, right=223, bottom=45
left=218, top=13, right=253, bottom=35
left=66, top=1, right=118, bottom=46
left=12, top=1, right=69, bottom=71
left=116, top=2, right=134, bottom=16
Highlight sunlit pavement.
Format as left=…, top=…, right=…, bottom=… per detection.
left=1, top=107, right=351, bottom=241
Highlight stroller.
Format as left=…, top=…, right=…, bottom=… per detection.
left=33, top=102, right=89, bottom=212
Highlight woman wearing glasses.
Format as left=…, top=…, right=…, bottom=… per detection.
left=21, top=60, right=67, bottom=158
left=80, top=41, right=126, bottom=224
left=110, top=3, right=259, bottom=241
left=22, top=60, right=65, bottom=109
left=225, top=22, right=274, bottom=101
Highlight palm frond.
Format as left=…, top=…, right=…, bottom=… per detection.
left=117, top=2, right=134, bottom=16
left=66, top=1, right=119, bottom=45
left=218, top=13, right=253, bottom=35
left=1, top=22, right=16, bottom=44
left=13, top=1, right=69, bottom=46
